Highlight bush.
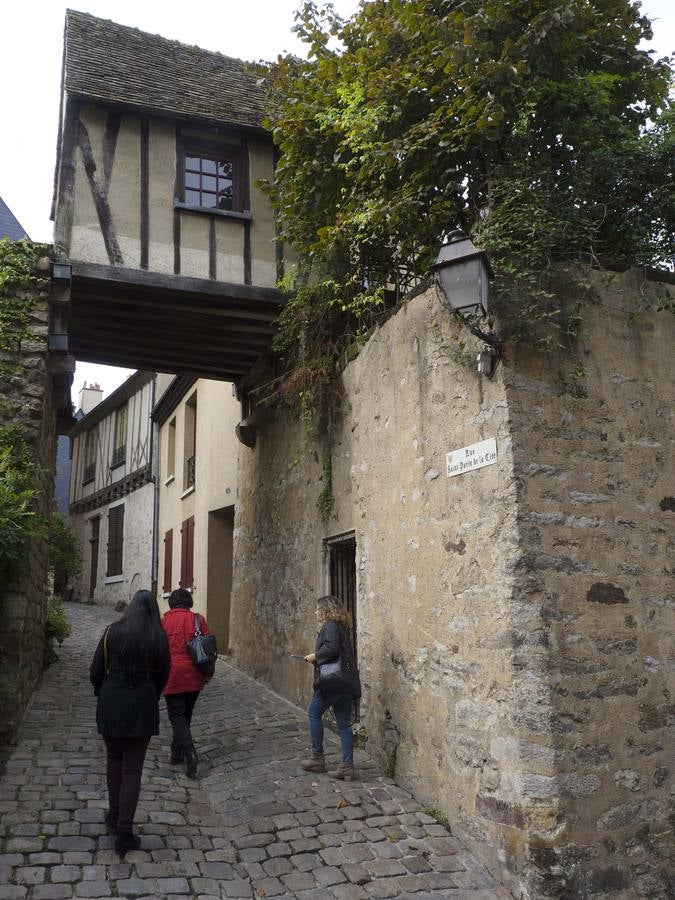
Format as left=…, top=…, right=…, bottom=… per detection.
left=44, top=594, right=71, bottom=666
left=49, top=513, right=82, bottom=596
left=0, top=425, right=40, bottom=578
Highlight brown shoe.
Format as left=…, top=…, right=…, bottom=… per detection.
left=301, top=751, right=325, bottom=773
left=333, top=760, right=354, bottom=781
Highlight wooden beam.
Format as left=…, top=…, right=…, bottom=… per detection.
left=73, top=306, right=275, bottom=337
left=74, top=347, right=249, bottom=380
left=71, top=262, right=284, bottom=306
left=140, top=116, right=149, bottom=269
left=73, top=328, right=262, bottom=362
left=72, top=290, right=280, bottom=323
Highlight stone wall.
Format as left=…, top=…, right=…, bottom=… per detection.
left=0, top=272, right=71, bottom=762
left=230, top=269, right=674, bottom=898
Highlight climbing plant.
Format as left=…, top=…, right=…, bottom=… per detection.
left=49, top=513, right=82, bottom=596
left=259, top=0, right=673, bottom=406
left=0, top=240, right=49, bottom=576
left=0, top=239, right=48, bottom=379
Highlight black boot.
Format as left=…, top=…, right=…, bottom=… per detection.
left=185, top=746, right=198, bottom=779
left=104, top=809, right=118, bottom=833
left=115, top=828, right=141, bottom=857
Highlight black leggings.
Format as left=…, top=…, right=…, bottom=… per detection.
left=165, top=691, right=200, bottom=753
left=104, top=736, right=151, bottom=831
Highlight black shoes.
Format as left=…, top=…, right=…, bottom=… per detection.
left=115, top=829, right=141, bottom=856
left=185, top=747, right=198, bottom=779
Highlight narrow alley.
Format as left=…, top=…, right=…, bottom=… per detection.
left=0, top=602, right=505, bottom=900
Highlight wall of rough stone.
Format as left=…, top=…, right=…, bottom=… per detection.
left=231, top=269, right=674, bottom=897
left=502, top=269, right=674, bottom=898
left=0, top=279, right=60, bottom=762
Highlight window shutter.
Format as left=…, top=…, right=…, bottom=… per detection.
left=179, top=519, right=187, bottom=587
left=163, top=529, right=173, bottom=593
left=185, top=516, right=194, bottom=589
left=106, top=505, right=124, bottom=576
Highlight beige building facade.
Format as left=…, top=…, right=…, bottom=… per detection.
left=230, top=270, right=675, bottom=898
left=153, top=376, right=240, bottom=649
left=69, top=371, right=156, bottom=606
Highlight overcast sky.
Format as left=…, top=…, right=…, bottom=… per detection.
left=1, top=0, right=672, bottom=403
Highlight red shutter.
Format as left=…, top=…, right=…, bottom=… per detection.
left=186, top=516, right=194, bottom=589
left=162, top=529, right=173, bottom=593
left=179, top=516, right=194, bottom=589
left=106, top=505, right=124, bottom=576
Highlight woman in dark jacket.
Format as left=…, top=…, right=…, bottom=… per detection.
left=161, top=588, right=212, bottom=779
left=302, top=595, right=361, bottom=781
left=90, top=590, right=170, bottom=857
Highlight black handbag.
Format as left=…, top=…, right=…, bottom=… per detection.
left=186, top=614, right=217, bottom=675
left=318, top=626, right=358, bottom=696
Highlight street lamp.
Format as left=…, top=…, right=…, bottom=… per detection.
left=431, top=231, right=501, bottom=378
left=431, top=231, right=492, bottom=317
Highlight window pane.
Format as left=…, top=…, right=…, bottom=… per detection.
left=185, top=171, right=200, bottom=189
left=202, top=175, right=217, bottom=192
left=202, top=158, right=217, bottom=174
left=201, top=192, right=218, bottom=208
left=218, top=160, right=233, bottom=177
left=185, top=156, right=200, bottom=171
left=185, top=189, right=201, bottom=206
left=218, top=191, right=233, bottom=210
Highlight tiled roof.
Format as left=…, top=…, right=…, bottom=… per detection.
left=0, top=196, right=29, bottom=241
left=64, top=10, right=269, bottom=132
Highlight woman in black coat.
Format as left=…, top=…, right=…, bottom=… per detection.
left=302, top=595, right=361, bottom=781
left=90, top=590, right=170, bottom=856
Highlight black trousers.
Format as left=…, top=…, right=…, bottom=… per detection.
left=104, top=736, right=151, bottom=832
left=165, top=691, right=200, bottom=753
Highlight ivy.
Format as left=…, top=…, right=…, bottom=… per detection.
left=0, top=425, right=40, bottom=578
left=0, top=239, right=48, bottom=380
left=259, top=0, right=673, bottom=410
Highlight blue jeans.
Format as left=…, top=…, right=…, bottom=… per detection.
left=308, top=694, right=354, bottom=763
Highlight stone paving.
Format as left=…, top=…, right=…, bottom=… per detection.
left=0, top=602, right=507, bottom=900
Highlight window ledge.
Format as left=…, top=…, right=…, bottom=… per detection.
left=82, top=477, right=95, bottom=486
left=174, top=201, right=252, bottom=222
left=164, top=474, right=175, bottom=486
left=110, top=460, right=126, bottom=471
left=104, top=575, right=124, bottom=585
left=180, top=486, right=195, bottom=500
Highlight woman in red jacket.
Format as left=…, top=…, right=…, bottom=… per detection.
left=161, top=588, right=212, bottom=778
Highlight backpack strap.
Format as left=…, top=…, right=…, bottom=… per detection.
left=103, top=627, right=109, bottom=676
left=194, top=613, right=202, bottom=636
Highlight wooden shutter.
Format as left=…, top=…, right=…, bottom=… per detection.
left=162, top=529, right=173, bottom=593
left=106, top=505, right=124, bottom=576
left=179, top=516, right=194, bottom=589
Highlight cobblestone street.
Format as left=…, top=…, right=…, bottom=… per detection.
left=0, top=603, right=506, bottom=900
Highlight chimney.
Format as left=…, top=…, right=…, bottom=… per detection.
left=78, top=382, right=104, bottom=416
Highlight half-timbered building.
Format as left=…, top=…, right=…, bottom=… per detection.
left=68, top=371, right=155, bottom=605
left=151, top=375, right=240, bottom=649
left=52, top=10, right=285, bottom=382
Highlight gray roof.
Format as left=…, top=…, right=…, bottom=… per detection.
left=0, top=196, right=29, bottom=240
left=64, top=10, right=268, bottom=132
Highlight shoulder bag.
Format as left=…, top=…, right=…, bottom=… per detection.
left=318, top=626, right=357, bottom=696
left=186, top=614, right=218, bottom=675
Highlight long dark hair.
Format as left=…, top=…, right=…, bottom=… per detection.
left=108, top=590, right=168, bottom=672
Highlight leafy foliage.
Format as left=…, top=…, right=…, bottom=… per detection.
left=44, top=594, right=72, bottom=665
left=49, top=513, right=82, bottom=595
left=260, top=0, right=673, bottom=377
left=0, top=426, right=40, bottom=577
left=0, top=239, right=48, bottom=379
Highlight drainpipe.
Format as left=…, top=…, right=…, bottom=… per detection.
left=149, top=375, right=160, bottom=596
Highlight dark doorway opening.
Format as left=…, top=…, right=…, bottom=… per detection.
left=328, top=534, right=357, bottom=657
left=207, top=505, right=234, bottom=651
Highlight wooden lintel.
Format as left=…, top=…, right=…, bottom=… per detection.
left=72, top=262, right=284, bottom=307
